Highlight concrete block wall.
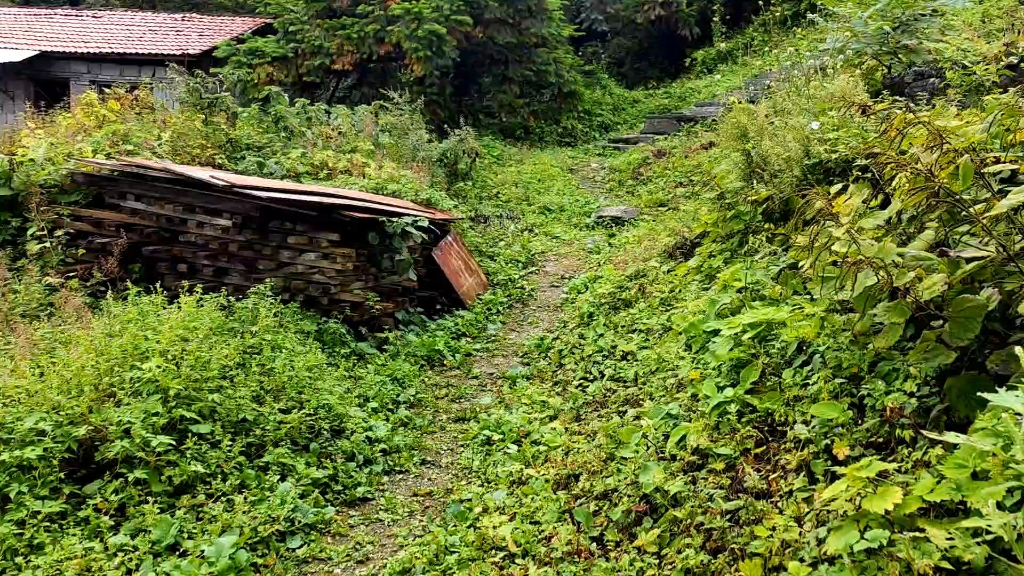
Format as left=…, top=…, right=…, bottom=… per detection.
left=2, top=56, right=184, bottom=129
left=0, top=66, right=32, bottom=130
left=29, top=56, right=176, bottom=106
left=31, top=56, right=171, bottom=84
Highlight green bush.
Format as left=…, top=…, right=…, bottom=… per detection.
left=0, top=285, right=421, bottom=573
left=386, top=4, right=1024, bottom=570
left=216, top=0, right=585, bottom=141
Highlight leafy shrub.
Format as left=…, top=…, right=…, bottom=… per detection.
left=566, top=0, right=715, bottom=87
left=566, top=0, right=816, bottom=86
left=216, top=0, right=585, bottom=141
left=387, top=6, right=1024, bottom=571
left=0, top=286, right=423, bottom=573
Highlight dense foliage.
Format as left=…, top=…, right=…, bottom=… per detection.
left=215, top=0, right=585, bottom=140
left=0, top=71, right=601, bottom=573
left=565, top=0, right=814, bottom=87
left=381, top=0, right=1024, bottom=574
left=4, top=0, right=1024, bottom=573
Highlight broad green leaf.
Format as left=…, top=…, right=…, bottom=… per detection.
left=633, top=528, right=661, bottom=552
left=854, top=528, right=891, bottom=551
left=151, top=516, right=178, bottom=547
left=0, top=186, right=16, bottom=197
left=943, top=373, right=995, bottom=418
left=852, top=269, right=878, bottom=298
left=922, top=479, right=961, bottom=502
left=846, top=457, right=898, bottom=478
left=863, top=528, right=890, bottom=544
left=917, top=273, right=948, bottom=301
left=873, top=322, right=904, bottom=349
left=872, top=241, right=899, bottom=262
left=667, top=424, right=690, bottom=450
left=922, top=430, right=994, bottom=450
left=965, top=482, right=1020, bottom=508
left=872, top=299, right=912, bottom=324
left=701, top=380, right=718, bottom=398
left=909, top=341, right=957, bottom=369
left=819, top=478, right=850, bottom=502
left=738, top=558, right=764, bottom=576
left=809, top=401, right=845, bottom=420
left=618, top=426, right=642, bottom=444
left=232, top=549, right=251, bottom=566
left=979, top=387, right=1024, bottom=416
left=638, top=461, right=663, bottom=485
left=942, top=295, right=988, bottom=347
left=861, top=484, right=903, bottom=514
left=986, top=346, right=1024, bottom=376
left=982, top=163, right=1019, bottom=173
left=894, top=494, right=924, bottom=515
left=986, top=186, right=1024, bottom=217
left=82, top=479, right=104, bottom=496
left=824, top=520, right=860, bottom=555
left=911, top=473, right=938, bottom=496
left=786, top=562, right=813, bottom=576
left=572, top=506, right=594, bottom=529
left=203, top=529, right=239, bottom=560
left=188, top=423, right=213, bottom=434
left=959, top=157, right=974, bottom=189
left=980, top=286, right=1001, bottom=309
left=739, top=363, right=761, bottom=388
left=939, top=449, right=980, bottom=480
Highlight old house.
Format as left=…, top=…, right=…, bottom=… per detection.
left=0, top=6, right=268, bottom=128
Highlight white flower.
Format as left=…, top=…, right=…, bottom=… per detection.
left=810, top=121, right=821, bottom=130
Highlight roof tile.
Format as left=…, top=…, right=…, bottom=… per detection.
left=0, top=7, right=268, bottom=57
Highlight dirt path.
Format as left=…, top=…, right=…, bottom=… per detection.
left=320, top=252, right=585, bottom=575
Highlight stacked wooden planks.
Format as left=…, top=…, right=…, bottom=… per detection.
left=53, top=157, right=487, bottom=320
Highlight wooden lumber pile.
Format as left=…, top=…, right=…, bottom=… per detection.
left=52, top=157, right=488, bottom=321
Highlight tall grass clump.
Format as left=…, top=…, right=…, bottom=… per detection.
left=0, top=283, right=430, bottom=573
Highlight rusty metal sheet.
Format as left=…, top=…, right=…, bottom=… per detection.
left=432, top=230, right=488, bottom=306
left=240, top=189, right=444, bottom=219
left=75, top=158, right=187, bottom=180
left=210, top=173, right=453, bottom=217
left=116, top=157, right=237, bottom=188
left=114, top=157, right=457, bottom=221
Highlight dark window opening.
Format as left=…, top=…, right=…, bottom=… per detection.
left=32, top=79, right=71, bottom=111
left=95, top=82, right=141, bottom=95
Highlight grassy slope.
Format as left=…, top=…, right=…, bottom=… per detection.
left=5, top=0, right=1024, bottom=573
left=379, top=1, right=1024, bottom=574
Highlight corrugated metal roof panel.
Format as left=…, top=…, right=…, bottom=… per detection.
left=432, top=231, right=488, bottom=305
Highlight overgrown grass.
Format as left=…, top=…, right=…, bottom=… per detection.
left=0, top=74, right=605, bottom=573
left=387, top=0, right=1024, bottom=573
left=7, top=0, right=1024, bottom=573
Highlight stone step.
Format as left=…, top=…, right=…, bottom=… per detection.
left=636, top=69, right=781, bottom=136
left=659, top=105, right=725, bottom=120
left=599, top=143, right=639, bottom=151
left=608, top=133, right=656, bottom=145
left=641, top=105, right=725, bottom=135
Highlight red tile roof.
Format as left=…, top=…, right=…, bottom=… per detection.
left=0, top=7, right=269, bottom=57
